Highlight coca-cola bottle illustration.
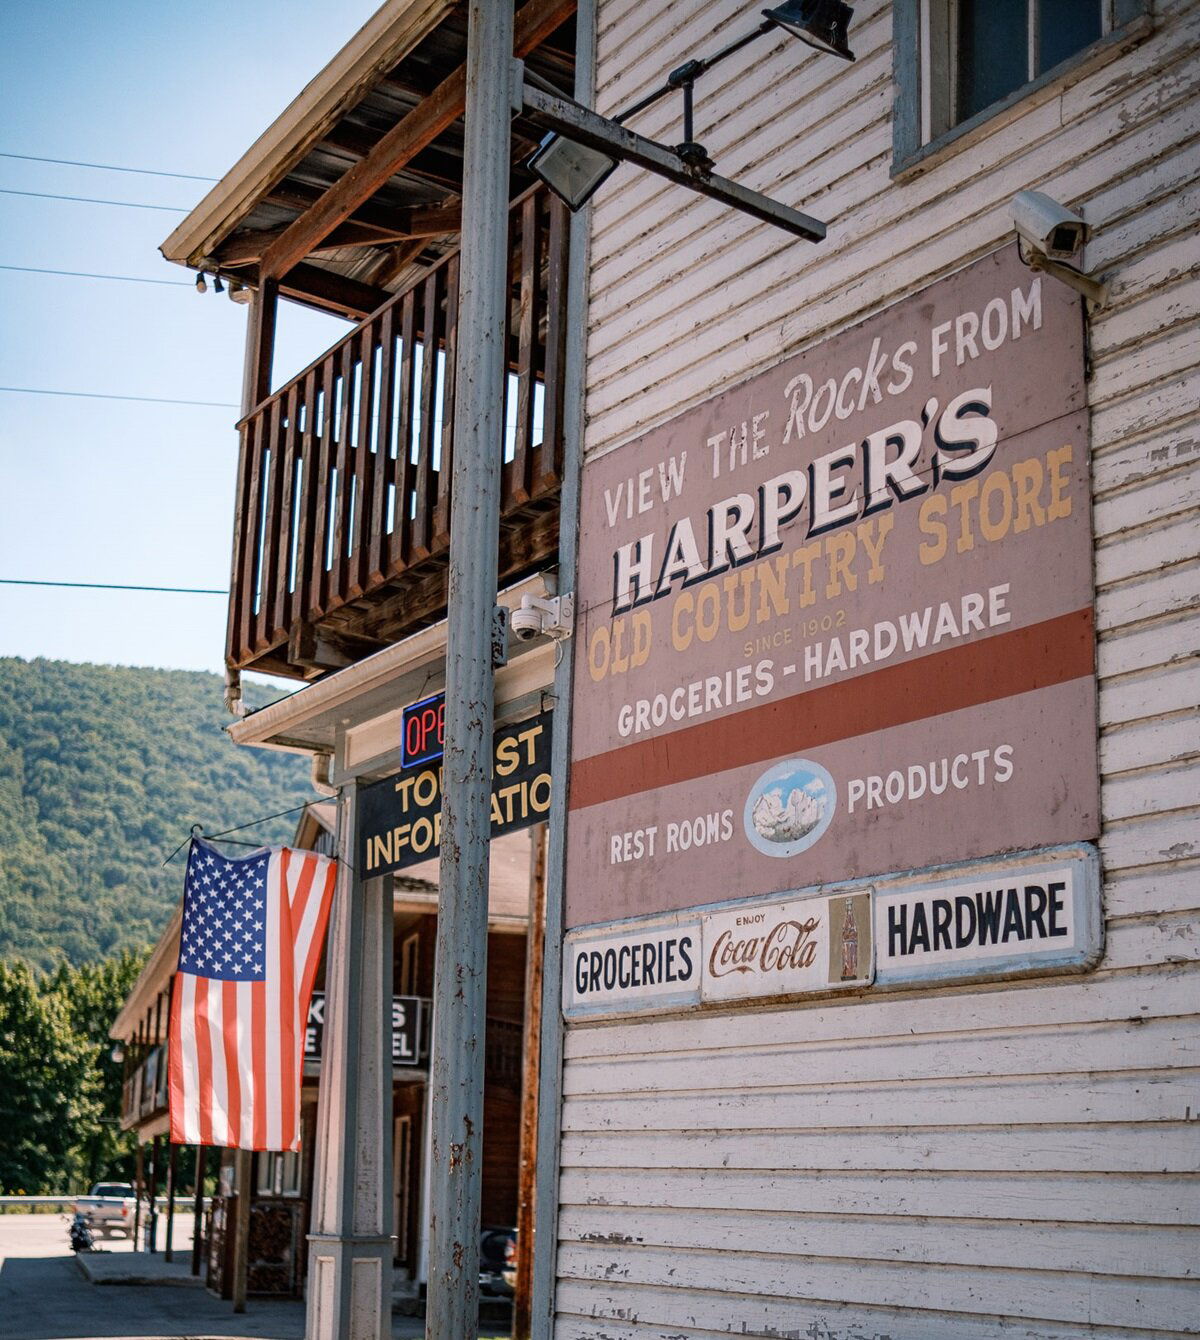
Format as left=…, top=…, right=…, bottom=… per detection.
left=840, top=898, right=859, bottom=980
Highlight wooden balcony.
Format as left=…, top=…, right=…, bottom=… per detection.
left=228, top=187, right=569, bottom=680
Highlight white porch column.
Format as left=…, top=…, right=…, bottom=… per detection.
left=305, top=779, right=394, bottom=1340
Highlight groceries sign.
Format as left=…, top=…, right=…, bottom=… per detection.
left=566, top=246, right=1098, bottom=929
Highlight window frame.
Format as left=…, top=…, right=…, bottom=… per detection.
left=893, top=0, right=1153, bottom=175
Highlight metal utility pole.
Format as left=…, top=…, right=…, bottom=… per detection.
left=428, top=0, right=513, bottom=1333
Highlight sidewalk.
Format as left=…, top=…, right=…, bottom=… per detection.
left=75, top=1249, right=205, bottom=1287
left=72, top=1247, right=510, bottom=1333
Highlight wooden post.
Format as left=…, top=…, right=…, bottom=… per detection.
left=133, top=1141, right=144, bottom=1247
left=191, top=1146, right=207, bottom=1276
left=164, top=1141, right=178, bottom=1262
left=245, top=277, right=278, bottom=410
left=303, top=794, right=395, bottom=1340
left=146, top=1136, right=160, bottom=1254
left=231, top=1149, right=253, bottom=1313
left=513, top=825, right=548, bottom=1340
left=428, top=4, right=513, bottom=1331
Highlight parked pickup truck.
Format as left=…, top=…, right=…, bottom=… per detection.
left=73, top=1182, right=134, bottom=1236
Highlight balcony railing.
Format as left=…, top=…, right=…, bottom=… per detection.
left=228, top=186, right=569, bottom=678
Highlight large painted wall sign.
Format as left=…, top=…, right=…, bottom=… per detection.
left=565, top=246, right=1098, bottom=930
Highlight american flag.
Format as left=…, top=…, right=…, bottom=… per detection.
left=168, top=837, right=336, bottom=1151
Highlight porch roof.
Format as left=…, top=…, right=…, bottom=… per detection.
left=159, top=0, right=576, bottom=319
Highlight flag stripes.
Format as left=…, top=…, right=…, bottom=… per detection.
left=168, top=840, right=337, bottom=1151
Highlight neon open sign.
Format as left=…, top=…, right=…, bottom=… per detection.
left=402, top=692, right=446, bottom=769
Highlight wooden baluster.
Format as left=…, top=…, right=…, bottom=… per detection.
left=347, top=320, right=379, bottom=600
left=366, top=303, right=397, bottom=590
left=307, top=354, right=338, bottom=621
left=290, top=369, right=320, bottom=630
left=237, top=411, right=268, bottom=663
left=535, top=191, right=569, bottom=495
left=226, top=422, right=256, bottom=668
left=271, top=382, right=301, bottom=640
left=509, top=192, right=541, bottom=506
left=328, top=340, right=357, bottom=606
left=408, top=271, right=440, bottom=564
left=431, top=255, right=459, bottom=553
left=255, top=396, right=285, bottom=652
left=389, top=290, right=418, bottom=577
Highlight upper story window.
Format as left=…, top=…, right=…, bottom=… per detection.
left=894, top=0, right=1152, bottom=171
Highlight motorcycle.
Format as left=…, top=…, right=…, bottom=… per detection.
left=68, top=1212, right=94, bottom=1252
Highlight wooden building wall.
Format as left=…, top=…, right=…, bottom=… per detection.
left=553, top=1, right=1200, bottom=1336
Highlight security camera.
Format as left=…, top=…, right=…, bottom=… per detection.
left=1011, top=189, right=1107, bottom=306
left=509, top=593, right=574, bottom=642
left=1012, top=190, right=1087, bottom=260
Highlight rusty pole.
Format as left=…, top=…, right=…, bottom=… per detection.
left=427, top=0, right=513, bottom=1332
left=513, top=825, right=548, bottom=1339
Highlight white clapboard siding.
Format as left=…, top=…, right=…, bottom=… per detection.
left=558, top=0, right=1200, bottom=1335
left=557, top=1204, right=1198, bottom=1279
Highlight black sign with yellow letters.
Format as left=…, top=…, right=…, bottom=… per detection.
left=359, top=711, right=553, bottom=876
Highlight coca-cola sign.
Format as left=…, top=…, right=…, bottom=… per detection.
left=701, top=891, right=873, bottom=1002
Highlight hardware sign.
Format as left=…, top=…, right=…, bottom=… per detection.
left=873, top=845, right=1100, bottom=985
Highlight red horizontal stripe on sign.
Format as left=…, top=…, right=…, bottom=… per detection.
left=569, top=607, right=1094, bottom=812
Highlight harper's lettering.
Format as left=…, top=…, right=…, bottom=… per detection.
left=612, top=388, right=997, bottom=614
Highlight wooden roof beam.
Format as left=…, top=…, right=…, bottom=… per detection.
left=219, top=204, right=463, bottom=267
left=279, top=263, right=393, bottom=320
left=260, top=0, right=576, bottom=280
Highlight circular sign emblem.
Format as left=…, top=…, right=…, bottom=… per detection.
left=744, top=758, right=837, bottom=858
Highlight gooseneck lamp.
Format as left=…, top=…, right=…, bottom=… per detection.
left=527, top=2, right=855, bottom=211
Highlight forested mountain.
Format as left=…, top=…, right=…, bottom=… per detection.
left=0, top=658, right=312, bottom=969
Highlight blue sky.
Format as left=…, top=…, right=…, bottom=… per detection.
left=0, top=0, right=381, bottom=676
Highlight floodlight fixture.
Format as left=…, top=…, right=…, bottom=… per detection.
left=527, top=132, right=618, bottom=211
left=525, top=4, right=855, bottom=224
left=763, top=0, right=856, bottom=61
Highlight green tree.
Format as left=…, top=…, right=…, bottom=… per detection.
left=0, top=959, right=98, bottom=1192
left=47, top=948, right=149, bottom=1187
left=0, top=657, right=311, bottom=970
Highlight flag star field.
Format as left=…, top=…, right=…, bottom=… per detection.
left=180, top=845, right=271, bottom=981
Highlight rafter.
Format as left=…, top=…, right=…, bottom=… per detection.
left=260, top=0, right=576, bottom=280
left=219, top=204, right=463, bottom=267
left=278, top=263, right=393, bottom=320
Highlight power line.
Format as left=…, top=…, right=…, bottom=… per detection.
left=0, top=263, right=191, bottom=286
left=0, top=151, right=218, bottom=183
left=0, top=579, right=227, bottom=594
left=0, top=187, right=188, bottom=213
left=0, top=386, right=237, bottom=408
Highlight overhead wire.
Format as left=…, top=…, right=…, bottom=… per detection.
left=0, top=187, right=188, bottom=212
left=0, top=151, right=218, bottom=182
left=0, top=386, right=238, bottom=408
left=0, top=579, right=228, bottom=595
left=0, top=263, right=191, bottom=286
